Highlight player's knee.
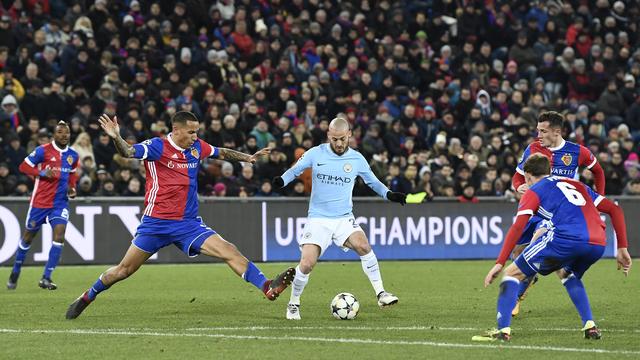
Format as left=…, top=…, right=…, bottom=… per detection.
left=114, top=264, right=135, bottom=280
left=53, top=237, right=65, bottom=244
left=299, top=258, right=316, bottom=274
left=355, top=242, right=371, bottom=255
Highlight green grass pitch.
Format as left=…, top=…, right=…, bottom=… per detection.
left=0, top=260, right=638, bottom=359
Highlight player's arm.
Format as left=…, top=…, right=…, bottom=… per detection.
left=593, top=196, right=632, bottom=276
left=19, top=146, right=55, bottom=178
left=67, top=156, right=79, bottom=199
left=485, top=190, right=540, bottom=286
left=579, top=145, right=605, bottom=194
left=98, top=114, right=136, bottom=158
left=275, top=148, right=314, bottom=188
left=218, top=147, right=270, bottom=163
left=358, top=159, right=406, bottom=205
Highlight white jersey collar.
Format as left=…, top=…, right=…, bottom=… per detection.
left=51, top=141, right=69, bottom=153
left=548, top=139, right=566, bottom=152
left=167, top=133, right=185, bottom=151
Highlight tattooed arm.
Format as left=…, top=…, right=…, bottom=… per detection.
left=98, top=114, right=135, bottom=158
left=218, top=147, right=271, bottom=163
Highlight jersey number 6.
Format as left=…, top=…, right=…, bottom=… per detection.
left=556, top=182, right=586, bottom=206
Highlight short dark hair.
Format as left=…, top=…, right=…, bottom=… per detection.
left=523, top=153, right=551, bottom=177
left=538, top=111, right=564, bottom=129
left=171, top=111, right=198, bottom=125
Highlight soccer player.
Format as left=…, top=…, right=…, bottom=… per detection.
left=66, top=112, right=295, bottom=319
left=272, top=117, right=406, bottom=320
left=510, top=111, right=605, bottom=316
left=7, top=121, right=79, bottom=290
left=473, top=154, right=632, bottom=341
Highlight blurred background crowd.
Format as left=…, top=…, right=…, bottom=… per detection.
left=1, top=0, right=640, bottom=201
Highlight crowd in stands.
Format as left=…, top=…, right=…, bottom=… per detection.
left=1, top=0, right=640, bottom=201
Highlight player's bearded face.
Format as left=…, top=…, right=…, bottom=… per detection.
left=173, top=120, right=200, bottom=148
left=328, top=128, right=351, bottom=155
left=54, top=125, right=70, bottom=146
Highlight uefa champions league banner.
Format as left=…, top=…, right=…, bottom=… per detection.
left=0, top=198, right=635, bottom=265
left=261, top=200, right=620, bottom=262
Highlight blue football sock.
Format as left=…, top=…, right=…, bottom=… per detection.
left=43, top=242, right=64, bottom=279
left=517, top=276, right=534, bottom=298
left=497, top=276, right=520, bottom=329
left=242, top=261, right=268, bottom=290
left=563, top=274, right=593, bottom=325
left=12, top=240, right=31, bottom=274
left=87, top=276, right=110, bottom=301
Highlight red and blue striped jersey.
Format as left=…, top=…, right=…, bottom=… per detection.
left=132, top=134, right=219, bottom=220
left=517, top=176, right=606, bottom=246
left=24, top=143, right=79, bottom=208
left=516, top=140, right=596, bottom=180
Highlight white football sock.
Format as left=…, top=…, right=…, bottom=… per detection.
left=289, top=265, right=309, bottom=305
left=360, top=251, right=385, bottom=295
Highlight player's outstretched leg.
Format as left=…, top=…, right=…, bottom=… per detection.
left=66, top=245, right=150, bottom=319
left=346, top=232, right=398, bottom=307
left=199, top=234, right=295, bottom=301
left=287, top=244, right=320, bottom=320
left=560, top=271, right=601, bottom=339
left=7, top=231, right=36, bottom=290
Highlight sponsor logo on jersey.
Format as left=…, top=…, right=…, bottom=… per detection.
left=561, top=153, right=572, bottom=166
left=167, top=160, right=199, bottom=169
left=316, top=173, right=352, bottom=184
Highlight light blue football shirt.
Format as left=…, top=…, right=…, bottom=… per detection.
left=281, top=143, right=390, bottom=218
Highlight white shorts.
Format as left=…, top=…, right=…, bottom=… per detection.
left=299, top=217, right=364, bottom=256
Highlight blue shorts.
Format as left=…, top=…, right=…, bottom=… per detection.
left=25, top=206, right=69, bottom=232
left=515, top=229, right=605, bottom=278
left=132, top=216, right=216, bottom=257
left=516, top=215, right=543, bottom=246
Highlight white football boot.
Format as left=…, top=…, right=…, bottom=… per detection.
left=377, top=291, right=399, bottom=307
left=286, top=303, right=301, bottom=320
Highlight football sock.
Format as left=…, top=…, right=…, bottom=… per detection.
left=11, top=239, right=31, bottom=275
left=242, top=261, right=268, bottom=290
left=87, top=275, right=110, bottom=301
left=517, top=275, right=534, bottom=298
left=360, top=251, right=385, bottom=295
left=289, top=265, right=309, bottom=305
left=43, top=241, right=63, bottom=279
left=496, top=276, right=520, bottom=329
left=562, top=273, right=594, bottom=325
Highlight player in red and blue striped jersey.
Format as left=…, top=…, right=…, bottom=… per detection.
left=66, top=112, right=295, bottom=319
left=473, top=154, right=632, bottom=342
left=510, top=111, right=605, bottom=316
left=7, top=121, right=79, bottom=290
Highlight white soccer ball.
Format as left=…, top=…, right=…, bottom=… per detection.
left=330, top=292, right=360, bottom=320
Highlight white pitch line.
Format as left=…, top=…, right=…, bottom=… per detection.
left=0, top=328, right=639, bottom=356
left=186, top=325, right=639, bottom=333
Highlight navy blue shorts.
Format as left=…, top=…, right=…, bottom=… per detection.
left=132, top=216, right=216, bottom=257
left=516, top=215, right=543, bottom=246
left=515, top=229, right=605, bottom=278
left=25, top=206, right=69, bottom=232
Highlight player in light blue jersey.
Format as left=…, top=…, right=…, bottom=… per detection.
left=272, top=117, right=406, bottom=320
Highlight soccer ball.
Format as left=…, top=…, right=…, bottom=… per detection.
left=330, top=292, right=360, bottom=320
